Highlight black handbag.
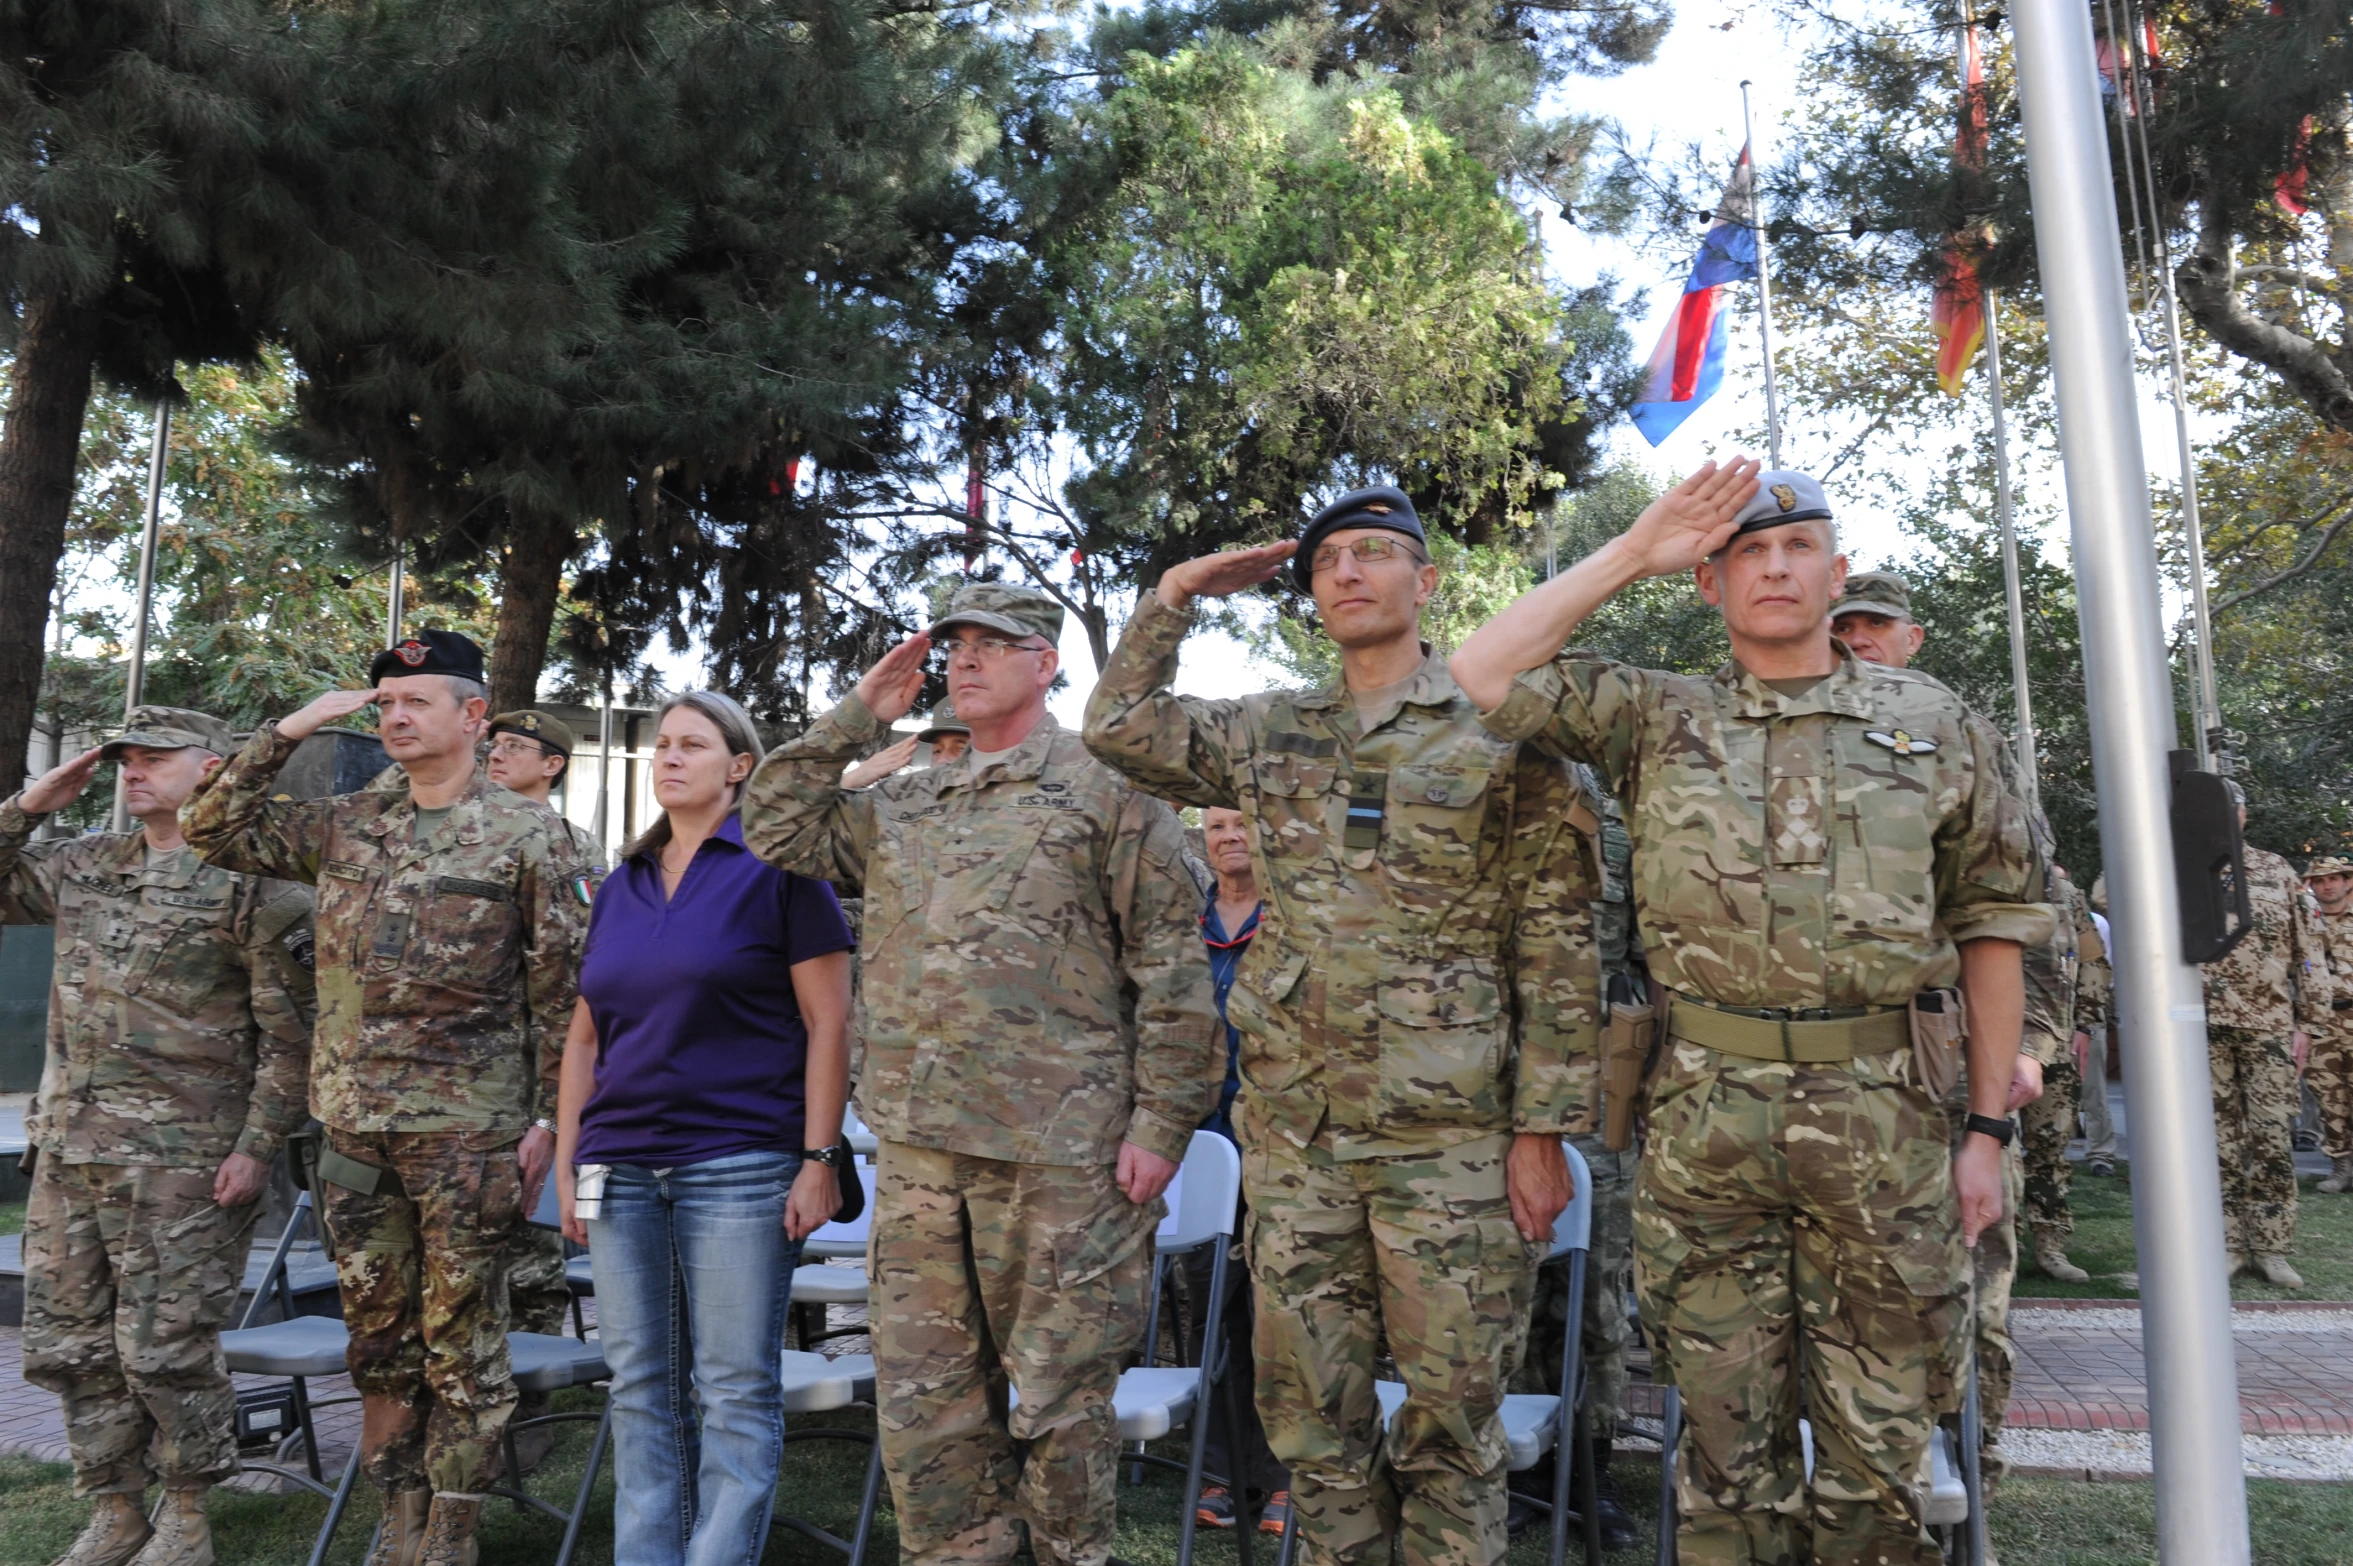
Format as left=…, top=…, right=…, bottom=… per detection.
left=828, top=1136, right=866, bottom=1225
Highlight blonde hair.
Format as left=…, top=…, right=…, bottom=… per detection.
left=623, top=690, right=765, bottom=860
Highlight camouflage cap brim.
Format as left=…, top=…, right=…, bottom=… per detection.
left=2305, top=856, right=2353, bottom=879
left=924, top=609, right=1040, bottom=642
left=99, top=729, right=222, bottom=760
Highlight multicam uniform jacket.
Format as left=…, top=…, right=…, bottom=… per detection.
left=2201, top=847, right=2332, bottom=1034
left=1081, top=593, right=1599, bottom=1158
left=0, top=797, right=315, bottom=1167
left=1474, top=649, right=2052, bottom=1009
left=181, top=725, right=587, bottom=1133
left=2018, top=874, right=2085, bottom=1069
left=741, top=704, right=1219, bottom=1167
left=2074, top=902, right=2110, bottom=1036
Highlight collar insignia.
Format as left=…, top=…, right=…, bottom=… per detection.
left=1865, top=729, right=1939, bottom=755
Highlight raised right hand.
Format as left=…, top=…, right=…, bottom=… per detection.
left=1155, top=541, right=1298, bottom=609
left=842, top=734, right=920, bottom=789
left=18, top=747, right=103, bottom=814
left=853, top=636, right=932, bottom=725
left=278, top=688, right=382, bottom=744
left=1614, top=458, right=1765, bottom=579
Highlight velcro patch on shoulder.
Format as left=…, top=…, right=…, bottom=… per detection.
left=435, top=876, right=510, bottom=901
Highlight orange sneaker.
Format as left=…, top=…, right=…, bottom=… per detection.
left=1194, top=1485, right=1238, bottom=1529
left=1258, top=1490, right=1293, bottom=1535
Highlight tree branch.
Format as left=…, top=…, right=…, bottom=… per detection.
left=2175, top=203, right=2353, bottom=435
left=2210, top=489, right=2353, bottom=617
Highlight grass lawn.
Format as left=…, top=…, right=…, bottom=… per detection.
left=2011, top=1162, right=2353, bottom=1300
left=0, top=1410, right=2347, bottom=1566
left=0, top=1204, right=21, bottom=1239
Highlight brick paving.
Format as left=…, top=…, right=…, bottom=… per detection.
left=2006, top=1301, right=2353, bottom=1437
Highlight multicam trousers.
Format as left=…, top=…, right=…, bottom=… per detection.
left=1941, top=1079, right=2025, bottom=1487
left=21, top=1159, right=260, bottom=1496
left=1637, top=1044, right=1967, bottom=1566
left=2020, top=1052, right=2080, bottom=1248
left=322, top=1126, right=525, bottom=1496
left=869, top=1141, right=1159, bottom=1566
left=1240, top=1118, right=1542, bottom=1566
left=2209, top=1025, right=2300, bottom=1256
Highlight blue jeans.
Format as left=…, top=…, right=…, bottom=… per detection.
left=586, top=1150, right=803, bottom=1566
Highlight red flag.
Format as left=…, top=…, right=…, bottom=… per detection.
left=962, top=447, right=985, bottom=572
left=2278, top=114, right=2315, bottom=214
left=1933, top=21, right=1989, bottom=397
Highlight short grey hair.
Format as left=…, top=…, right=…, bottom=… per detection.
left=443, top=676, right=489, bottom=708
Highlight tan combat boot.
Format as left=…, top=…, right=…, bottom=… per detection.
left=362, top=1490, right=430, bottom=1566
left=127, top=1487, right=212, bottom=1566
left=416, top=1493, right=483, bottom=1566
left=2035, top=1240, right=2090, bottom=1284
left=48, top=1494, right=150, bottom=1566
left=2318, top=1157, right=2353, bottom=1194
left=2254, top=1253, right=2306, bottom=1289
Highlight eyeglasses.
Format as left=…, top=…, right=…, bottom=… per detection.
left=1310, top=535, right=1426, bottom=574
left=487, top=736, right=549, bottom=760
left=936, top=635, right=1049, bottom=662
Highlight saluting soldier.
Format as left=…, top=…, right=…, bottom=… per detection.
left=2, top=708, right=314, bottom=1566
left=741, top=582, right=1219, bottom=1566
left=1083, top=486, right=1596, bottom=1563
left=182, top=632, right=588, bottom=1566
left=1451, top=465, right=2049, bottom=1566
left=2303, top=856, right=2353, bottom=1194
left=2198, top=787, right=2331, bottom=1287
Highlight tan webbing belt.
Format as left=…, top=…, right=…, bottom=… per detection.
left=1666, top=993, right=1908, bottom=1063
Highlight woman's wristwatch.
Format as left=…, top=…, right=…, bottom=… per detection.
left=801, top=1144, right=849, bottom=1169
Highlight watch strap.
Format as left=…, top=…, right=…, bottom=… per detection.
left=1963, top=1112, right=2015, bottom=1146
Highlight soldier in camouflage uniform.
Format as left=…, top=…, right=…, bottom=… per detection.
left=1511, top=766, right=1639, bottom=1549
left=481, top=710, right=603, bottom=1467
left=2198, top=792, right=2332, bottom=1287
left=743, top=583, right=1219, bottom=1566
left=183, top=632, right=587, bottom=1566
left=1084, top=486, right=1597, bottom=1565
left=2019, top=870, right=2096, bottom=1283
left=1, top=708, right=314, bottom=1566
left=1454, top=465, right=2050, bottom=1566
left=2302, top=857, right=2353, bottom=1194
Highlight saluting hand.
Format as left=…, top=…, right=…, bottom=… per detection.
left=842, top=735, right=920, bottom=790
left=278, top=688, right=382, bottom=744
left=1155, top=542, right=1298, bottom=610
left=1612, top=458, right=1765, bottom=579
left=853, top=637, right=932, bottom=726
left=18, top=747, right=103, bottom=814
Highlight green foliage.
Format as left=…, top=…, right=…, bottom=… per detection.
left=1541, top=462, right=1729, bottom=677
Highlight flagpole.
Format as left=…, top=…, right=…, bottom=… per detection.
left=1984, top=292, right=2041, bottom=816
left=1740, top=80, right=1785, bottom=468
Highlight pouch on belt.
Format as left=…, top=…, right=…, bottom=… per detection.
left=1909, top=987, right=1967, bottom=1099
left=1599, top=970, right=1655, bottom=1152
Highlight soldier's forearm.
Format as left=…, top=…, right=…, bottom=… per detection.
left=181, top=724, right=302, bottom=869
left=1451, top=542, right=1644, bottom=711
left=1959, top=937, right=2026, bottom=1121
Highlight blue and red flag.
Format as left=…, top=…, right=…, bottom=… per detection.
left=1629, top=145, right=1761, bottom=447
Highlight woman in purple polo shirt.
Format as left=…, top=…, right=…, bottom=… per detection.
left=553, top=690, right=852, bottom=1566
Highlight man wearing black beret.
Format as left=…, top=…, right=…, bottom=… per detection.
left=182, top=630, right=588, bottom=1564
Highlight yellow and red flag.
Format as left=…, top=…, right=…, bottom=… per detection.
left=1932, top=20, right=1990, bottom=397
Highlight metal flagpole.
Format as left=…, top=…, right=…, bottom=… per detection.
left=595, top=679, right=613, bottom=858
left=1983, top=295, right=2041, bottom=817
left=2011, top=0, right=2250, bottom=1558
left=113, top=401, right=172, bottom=834
left=1739, top=80, right=1785, bottom=468
left=385, top=543, right=406, bottom=649
left=2119, top=0, right=2225, bottom=771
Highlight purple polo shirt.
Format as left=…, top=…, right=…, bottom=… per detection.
left=574, top=814, right=853, bottom=1167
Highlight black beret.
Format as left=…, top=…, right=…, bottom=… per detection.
left=369, top=629, right=487, bottom=687
left=1295, top=486, right=1428, bottom=591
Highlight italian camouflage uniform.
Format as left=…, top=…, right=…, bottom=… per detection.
left=1477, top=648, right=2049, bottom=1566
left=1516, top=768, right=1636, bottom=1452
left=183, top=732, right=586, bottom=1498
left=743, top=694, right=1219, bottom=1566
left=2199, top=847, right=2331, bottom=1257
left=0, top=793, right=315, bottom=1498
left=2305, top=877, right=2353, bottom=1169
left=1084, top=592, right=1598, bottom=1566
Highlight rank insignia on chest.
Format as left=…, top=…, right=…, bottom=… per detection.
left=1864, top=729, right=1939, bottom=756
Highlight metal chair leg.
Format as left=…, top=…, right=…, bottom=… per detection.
left=552, top=1395, right=615, bottom=1566
left=302, top=1441, right=366, bottom=1566
left=847, top=1433, right=886, bottom=1566
left=1960, top=1358, right=1987, bottom=1566
left=1657, top=1386, right=1680, bottom=1566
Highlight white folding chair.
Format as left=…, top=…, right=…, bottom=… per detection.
left=1278, top=1141, right=1600, bottom=1565
left=1654, top=1353, right=1981, bottom=1565
left=770, top=1349, right=887, bottom=1563
left=217, top=1193, right=366, bottom=1566
left=1006, top=1130, right=1246, bottom=1566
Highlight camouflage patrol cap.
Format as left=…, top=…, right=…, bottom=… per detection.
left=1728, top=470, right=1834, bottom=537
left=1830, top=570, right=1915, bottom=624
left=488, top=709, right=576, bottom=757
left=915, top=701, right=970, bottom=743
left=2306, top=856, right=2353, bottom=880
left=926, top=582, right=1063, bottom=646
left=100, top=706, right=235, bottom=760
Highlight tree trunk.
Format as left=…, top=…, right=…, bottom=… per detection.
left=488, top=503, right=578, bottom=717
left=0, top=294, right=100, bottom=789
